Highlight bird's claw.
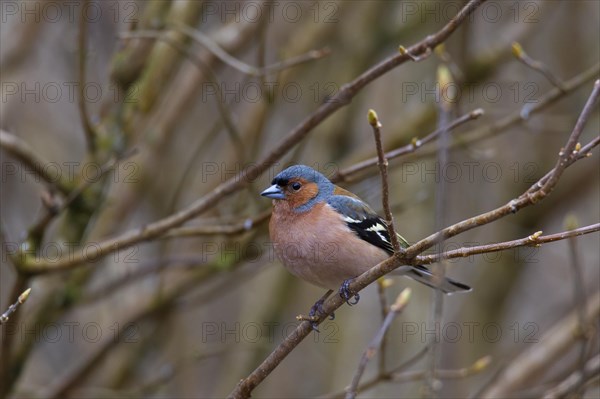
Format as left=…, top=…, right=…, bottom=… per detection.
left=307, top=298, right=335, bottom=332
left=339, top=279, right=360, bottom=305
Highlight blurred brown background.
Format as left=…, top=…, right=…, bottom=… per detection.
left=1, top=1, right=599, bottom=398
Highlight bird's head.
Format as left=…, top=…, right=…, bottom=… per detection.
left=261, top=165, right=334, bottom=212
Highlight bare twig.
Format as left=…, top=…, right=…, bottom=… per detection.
left=392, top=355, right=492, bottom=382
left=0, top=129, right=71, bottom=195
left=120, top=27, right=330, bottom=77
left=0, top=288, right=31, bottom=325
left=414, top=223, right=600, bottom=264
left=346, top=289, right=411, bottom=399
left=333, top=108, right=484, bottom=183
left=368, top=109, right=402, bottom=252
left=20, top=0, right=489, bottom=275
left=512, top=42, right=566, bottom=91
left=175, top=22, right=331, bottom=76
left=538, top=80, right=600, bottom=194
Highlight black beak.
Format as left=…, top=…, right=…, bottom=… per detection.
left=260, top=184, right=285, bottom=200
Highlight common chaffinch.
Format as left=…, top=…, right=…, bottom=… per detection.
left=261, top=165, right=470, bottom=311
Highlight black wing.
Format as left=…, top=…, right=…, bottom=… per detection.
left=327, top=195, right=409, bottom=255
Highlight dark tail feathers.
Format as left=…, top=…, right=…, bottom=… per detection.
left=407, top=265, right=471, bottom=294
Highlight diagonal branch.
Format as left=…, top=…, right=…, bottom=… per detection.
left=0, top=130, right=72, bottom=195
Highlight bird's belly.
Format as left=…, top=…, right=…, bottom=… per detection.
left=272, top=223, right=389, bottom=290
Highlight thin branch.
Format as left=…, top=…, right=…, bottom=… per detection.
left=542, top=354, right=600, bottom=399
left=333, top=108, right=484, bottom=183
left=565, top=215, right=591, bottom=397
left=226, top=78, right=598, bottom=398
left=512, top=42, right=566, bottom=91
left=25, top=149, right=139, bottom=251
left=0, top=288, right=31, bottom=325
left=390, top=356, right=492, bottom=383
left=0, top=129, right=71, bottom=195
left=425, top=64, right=455, bottom=398
left=77, top=0, right=97, bottom=154
left=19, top=0, right=489, bottom=275
left=411, top=62, right=599, bottom=157
left=539, top=79, right=600, bottom=194
left=163, top=211, right=270, bottom=238
left=120, top=26, right=331, bottom=77
left=414, top=223, right=600, bottom=264
left=368, top=110, right=402, bottom=253
left=346, top=289, right=411, bottom=399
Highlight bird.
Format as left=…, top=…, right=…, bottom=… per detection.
left=261, top=165, right=470, bottom=318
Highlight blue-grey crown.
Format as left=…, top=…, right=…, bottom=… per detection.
left=272, top=165, right=334, bottom=212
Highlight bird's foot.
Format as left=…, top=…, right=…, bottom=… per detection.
left=297, top=298, right=335, bottom=332
left=339, top=279, right=360, bottom=305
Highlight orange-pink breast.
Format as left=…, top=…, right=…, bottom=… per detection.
left=269, top=201, right=389, bottom=290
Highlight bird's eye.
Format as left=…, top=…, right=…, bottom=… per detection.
left=291, top=182, right=302, bottom=191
